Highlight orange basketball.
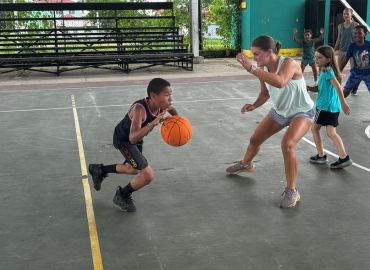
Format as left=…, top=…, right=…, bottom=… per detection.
left=161, top=115, right=192, bottom=147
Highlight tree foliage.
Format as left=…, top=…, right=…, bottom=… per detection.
left=1, top=0, right=241, bottom=50
left=209, top=0, right=240, bottom=49
left=0, top=0, right=53, bottom=31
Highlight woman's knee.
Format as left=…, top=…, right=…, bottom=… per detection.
left=281, top=138, right=296, bottom=153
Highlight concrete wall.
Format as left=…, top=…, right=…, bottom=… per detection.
left=240, top=0, right=305, bottom=57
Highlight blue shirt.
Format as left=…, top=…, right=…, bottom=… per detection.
left=316, top=67, right=341, bottom=113
left=346, top=40, right=370, bottom=75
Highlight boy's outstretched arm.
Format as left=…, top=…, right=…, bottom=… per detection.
left=313, top=28, right=324, bottom=43
left=292, top=28, right=302, bottom=45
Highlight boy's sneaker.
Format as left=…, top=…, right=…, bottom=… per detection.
left=351, top=89, right=358, bottom=95
left=113, top=186, right=136, bottom=212
left=88, top=164, right=107, bottom=191
left=330, top=155, right=353, bottom=169
left=280, top=187, right=300, bottom=208
left=226, top=161, right=256, bottom=175
left=309, top=154, right=328, bottom=164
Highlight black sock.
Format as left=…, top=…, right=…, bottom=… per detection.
left=120, top=183, right=135, bottom=198
left=102, top=164, right=117, bottom=174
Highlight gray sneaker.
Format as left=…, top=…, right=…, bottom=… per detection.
left=226, top=161, right=256, bottom=175
left=280, top=187, right=300, bottom=208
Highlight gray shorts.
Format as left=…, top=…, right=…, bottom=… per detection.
left=268, top=107, right=315, bottom=127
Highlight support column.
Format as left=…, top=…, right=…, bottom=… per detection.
left=367, top=0, right=370, bottom=41
left=324, top=0, right=330, bottom=45
left=190, top=0, right=204, bottom=63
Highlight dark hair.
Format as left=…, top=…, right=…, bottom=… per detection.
left=251, top=35, right=281, bottom=54
left=355, top=25, right=368, bottom=34
left=147, top=78, right=170, bottom=97
left=316, top=45, right=342, bottom=83
left=304, top=29, right=313, bottom=35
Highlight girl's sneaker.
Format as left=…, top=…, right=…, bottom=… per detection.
left=330, top=155, right=353, bottom=169
left=309, top=154, right=328, bottom=164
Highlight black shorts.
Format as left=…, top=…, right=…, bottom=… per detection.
left=314, top=108, right=339, bottom=127
left=117, top=142, right=148, bottom=170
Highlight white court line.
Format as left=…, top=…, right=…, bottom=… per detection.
left=365, top=125, right=370, bottom=140
left=302, top=137, right=370, bottom=173
left=0, top=78, right=252, bottom=93
left=1, top=96, right=369, bottom=173
left=0, top=97, right=254, bottom=113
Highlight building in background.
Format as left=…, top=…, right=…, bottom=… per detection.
left=240, top=0, right=370, bottom=57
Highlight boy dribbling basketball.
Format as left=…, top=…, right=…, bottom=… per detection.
left=89, top=78, right=178, bottom=212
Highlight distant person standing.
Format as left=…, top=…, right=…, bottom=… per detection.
left=293, top=27, right=324, bottom=86
left=339, top=25, right=370, bottom=97
left=334, top=8, right=358, bottom=71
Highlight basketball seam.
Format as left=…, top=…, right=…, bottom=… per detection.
left=175, top=121, right=182, bottom=146
left=165, top=117, right=181, bottom=146
left=176, top=118, right=192, bottom=139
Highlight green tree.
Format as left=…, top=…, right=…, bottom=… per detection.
left=209, top=0, right=240, bottom=50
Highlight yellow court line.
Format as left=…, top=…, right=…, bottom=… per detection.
left=71, top=95, right=104, bottom=270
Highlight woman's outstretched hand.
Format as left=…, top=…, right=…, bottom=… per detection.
left=236, top=53, right=252, bottom=71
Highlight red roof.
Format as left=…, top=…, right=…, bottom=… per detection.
left=34, top=0, right=76, bottom=3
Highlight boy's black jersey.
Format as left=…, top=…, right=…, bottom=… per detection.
left=113, top=98, right=161, bottom=147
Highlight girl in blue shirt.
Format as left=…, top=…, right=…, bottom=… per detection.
left=310, top=45, right=352, bottom=169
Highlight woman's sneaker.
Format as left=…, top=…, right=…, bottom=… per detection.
left=226, top=161, right=256, bottom=175
left=309, top=154, right=328, bottom=164
left=330, top=155, right=353, bottom=169
left=280, top=187, right=300, bottom=208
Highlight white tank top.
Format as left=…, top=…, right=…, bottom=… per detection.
left=265, top=57, right=314, bottom=117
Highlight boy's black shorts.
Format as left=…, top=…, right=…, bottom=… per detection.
left=314, top=108, right=339, bottom=127
left=117, top=142, right=148, bottom=170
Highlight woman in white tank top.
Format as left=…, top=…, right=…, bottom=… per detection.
left=226, top=35, right=315, bottom=209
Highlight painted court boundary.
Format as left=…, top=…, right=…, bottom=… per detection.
left=1, top=96, right=370, bottom=174
left=71, top=95, right=104, bottom=270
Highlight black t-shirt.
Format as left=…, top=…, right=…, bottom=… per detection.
left=113, top=98, right=161, bottom=147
